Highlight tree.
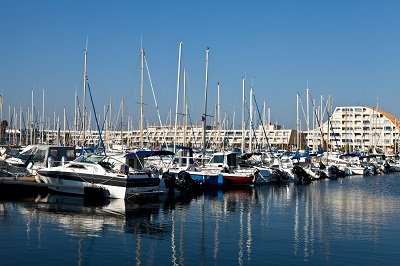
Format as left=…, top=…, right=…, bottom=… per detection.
left=0, top=120, right=8, bottom=144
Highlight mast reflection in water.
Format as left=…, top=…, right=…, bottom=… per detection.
left=1, top=173, right=400, bottom=265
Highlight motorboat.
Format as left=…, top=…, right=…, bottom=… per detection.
left=1, top=144, right=76, bottom=177
left=37, top=152, right=164, bottom=199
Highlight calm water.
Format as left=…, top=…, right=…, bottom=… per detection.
left=1, top=174, right=400, bottom=266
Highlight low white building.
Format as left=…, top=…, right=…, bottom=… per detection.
left=3, top=124, right=300, bottom=152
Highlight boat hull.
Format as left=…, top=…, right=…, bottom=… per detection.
left=37, top=170, right=161, bottom=199
left=219, top=172, right=255, bottom=186
left=185, top=171, right=222, bottom=187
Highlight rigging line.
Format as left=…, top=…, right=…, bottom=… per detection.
left=144, top=54, right=163, bottom=128
left=100, top=105, right=110, bottom=135
left=297, top=92, right=310, bottom=132
left=252, top=93, right=273, bottom=154
left=320, top=97, right=340, bottom=150
left=243, top=95, right=260, bottom=150
left=144, top=54, right=168, bottom=147
left=113, top=99, right=122, bottom=132
left=321, top=96, right=329, bottom=122
left=75, top=97, right=84, bottom=132
left=187, top=111, right=199, bottom=148
left=63, top=111, right=72, bottom=145
left=308, top=91, right=327, bottom=150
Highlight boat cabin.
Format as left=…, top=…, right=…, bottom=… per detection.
left=124, top=150, right=175, bottom=171
left=7, top=145, right=76, bottom=168
left=207, top=151, right=239, bottom=170
left=4, top=144, right=76, bottom=175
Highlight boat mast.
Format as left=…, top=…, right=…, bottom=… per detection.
left=217, top=82, right=221, bottom=150
left=306, top=81, right=310, bottom=132
left=183, top=68, right=187, bottom=147
left=241, top=77, right=245, bottom=153
left=31, top=88, right=34, bottom=145
left=174, top=42, right=183, bottom=153
left=296, top=92, right=300, bottom=149
left=26, top=108, right=29, bottom=146
left=19, top=106, right=22, bottom=145
left=140, top=47, right=145, bottom=148
left=249, top=86, right=253, bottom=153
left=82, top=39, right=88, bottom=146
left=0, top=95, right=2, bottom=142
left=74, top=90, right=77, bottom=145
left=263, top=100, right=266, bottom=127
left=109, top=97, right=112, bottom=146
left=202, top=47, right=210, bottom=159
left=63, top=106, right=66, bottom=145
left=42, top=89, right=45, bottom=144
left=121, top=97, right=124, bottom=149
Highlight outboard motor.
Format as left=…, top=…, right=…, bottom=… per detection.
left=292, top=165, right=312, bottom=184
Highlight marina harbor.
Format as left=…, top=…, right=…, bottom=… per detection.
left=2, top=1, right=400, bottom=264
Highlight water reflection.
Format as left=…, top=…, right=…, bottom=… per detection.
left=1, top=174, right=399, bottom=265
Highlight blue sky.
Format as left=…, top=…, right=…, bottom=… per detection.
left=1, top=0, right=400, bottom=130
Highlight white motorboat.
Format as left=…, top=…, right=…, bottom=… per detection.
left=37, top=153, right=164, bottom=199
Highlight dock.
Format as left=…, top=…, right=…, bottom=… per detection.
left=0, top=175, right=50, bottom=198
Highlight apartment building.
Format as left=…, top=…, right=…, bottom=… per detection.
left=306, top=106, right=400, bottom=153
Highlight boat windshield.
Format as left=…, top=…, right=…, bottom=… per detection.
left=15, top=145, right=37, bottom=163
left=74, top=154, right=125, bottom=166
left=73, top=154, right=103, bottom=164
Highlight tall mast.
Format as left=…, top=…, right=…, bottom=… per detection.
left=241, top=77, right=245, bottom=153
left=183, top=68, right=187, bottom=147
left=42, top=89, right=45, bottom=144
left=7, top=105, right=10, bottom=143
left=296, top=92, right=300, bottom=149
left=0, top=94, right=2, bottom=122
left=63, top=106, right=66, bottom=145
left=217, top=82, right=221, bottom=149
left=306, top=81, right=310, bottom=132
left=31, top=88, right=34, bottom=145
left=53, top=110, right=56, bottom=132
left=0, top=95, right=2, bottom=142
left=232, top=110, right=236, bottom=132
left=202, top=47, right=210, bottom=158
left=121, top=97, right=124, bottom=148
left=109, top=97, right=112, bottom=134
left=26, top=109, right=29, bottom=146
left=74, top=90, right=77, bottom=145
left=249, top=86, right=253, bottom=153
left=173, top=42, right=183, bottom=152
left=262, top=100, right=266, bottom=127
left=82, top=39, right=88, bottom=146
left=19, top=106, right=22, bottom=145
left=140, top=47, right=145, bottom=147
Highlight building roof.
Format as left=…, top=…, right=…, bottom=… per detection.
left=367, top=106, right=400, bottom=128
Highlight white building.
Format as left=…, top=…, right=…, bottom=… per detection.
left=306, top=106, right=400, bottom=153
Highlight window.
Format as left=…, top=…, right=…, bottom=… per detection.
left=211, top=155, right=224, bottom=164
